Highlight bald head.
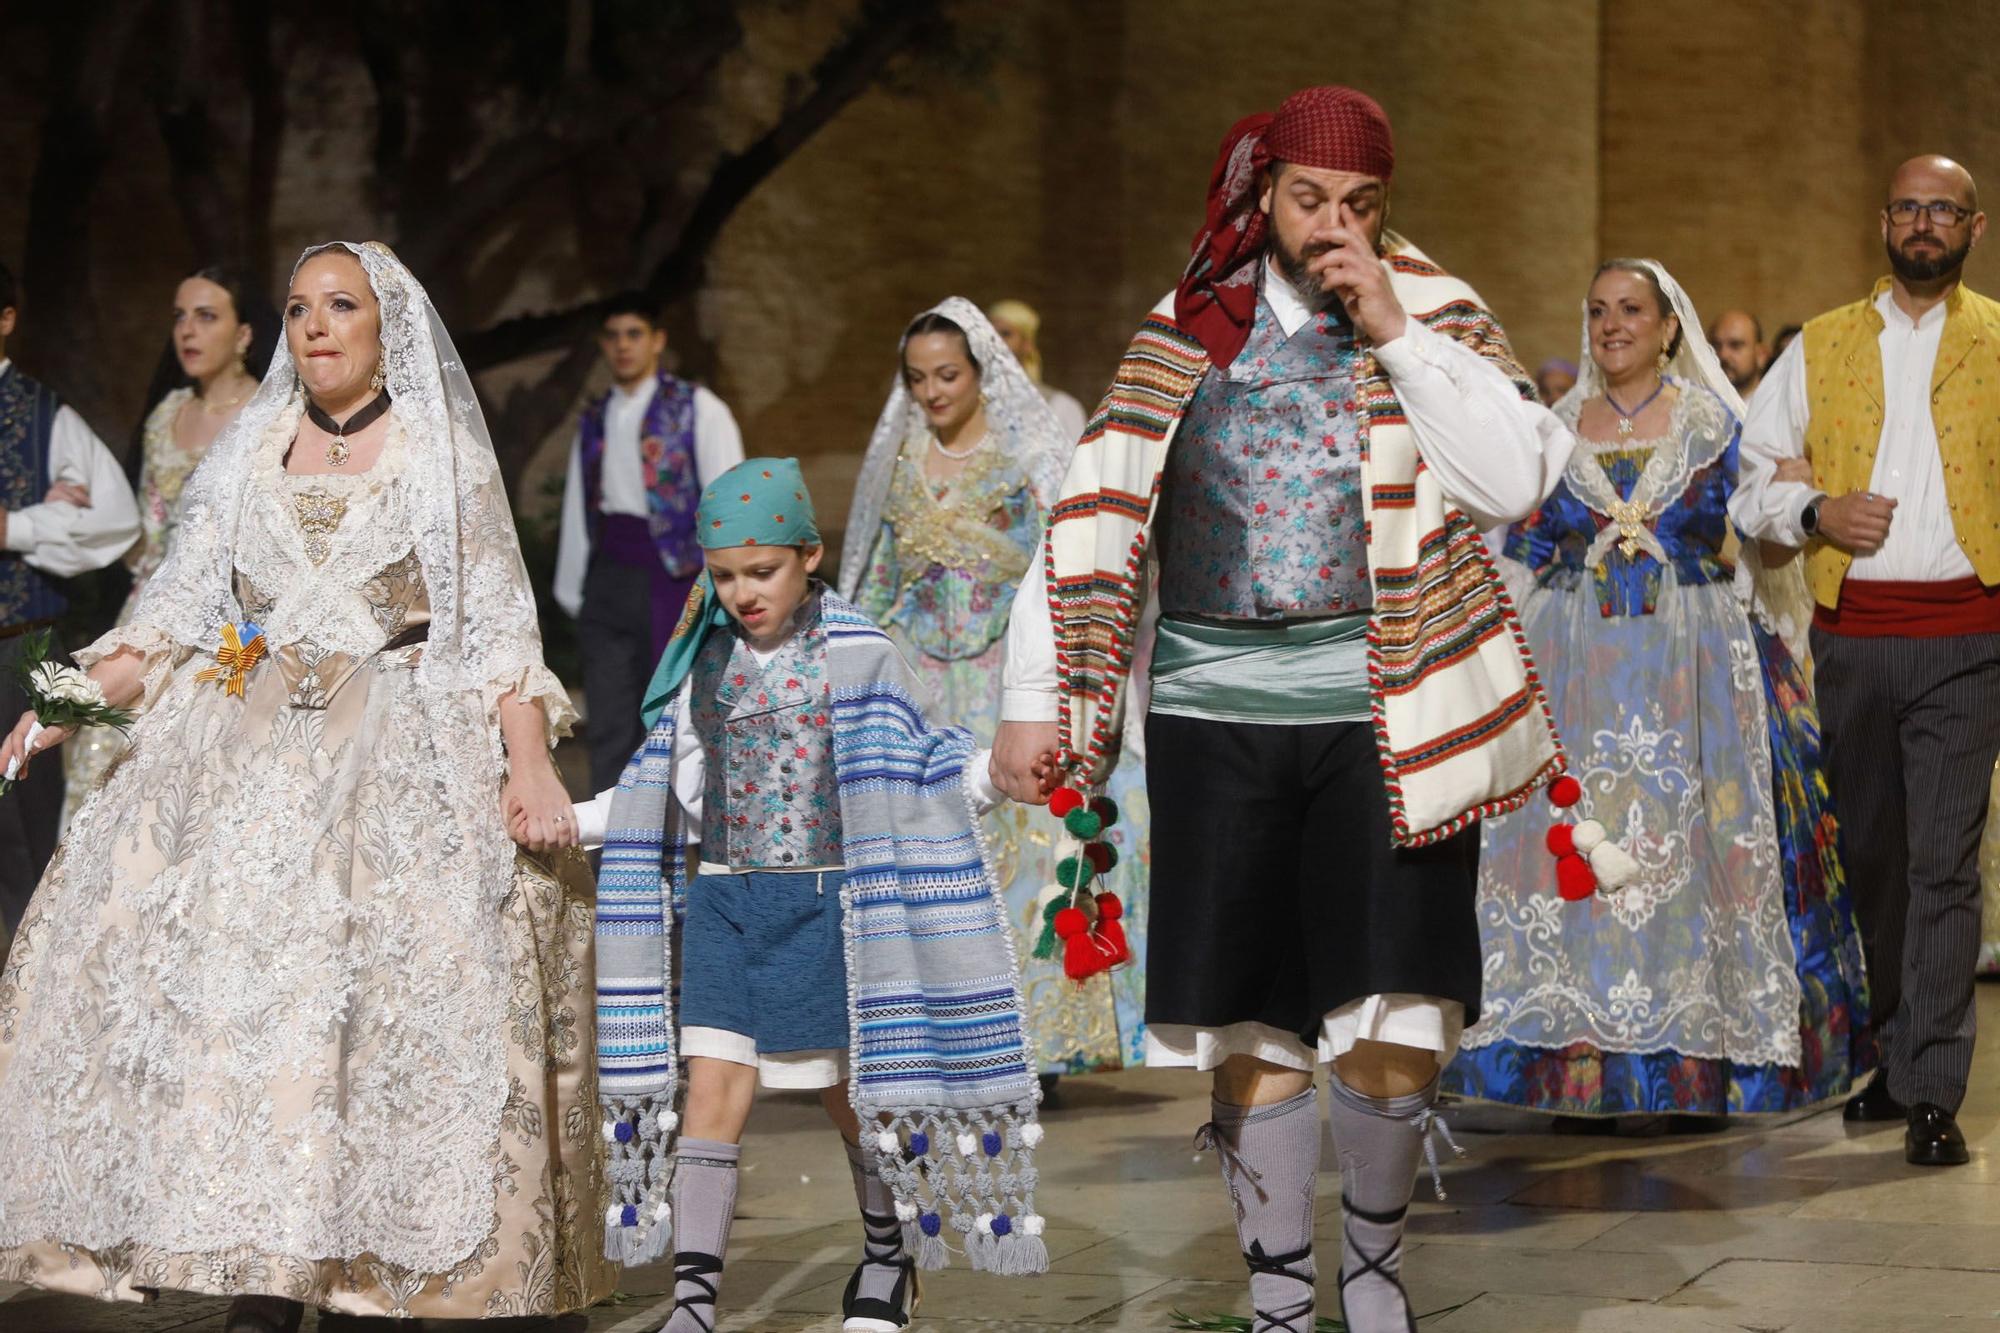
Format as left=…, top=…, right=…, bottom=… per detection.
left=1708, top=310, right=1767, bottom=393
left=1883, top=154, right=1985, bottom=288
left=1890, top=154, right=1978, bottom=211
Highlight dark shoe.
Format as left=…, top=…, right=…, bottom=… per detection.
left=223, top=1296, right=303, bottom=1333
left=1905, top=1103, right=1970, bottom=1167
left=841, top=1254, right=919, bottom=1332
left=1843, top=1072, right=1906, bottom=1123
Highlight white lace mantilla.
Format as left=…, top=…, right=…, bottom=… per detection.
left=0, top=242, right=574, bottom=1274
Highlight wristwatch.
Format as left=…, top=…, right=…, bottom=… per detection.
left=1800, top=494, right=1824, bottom=536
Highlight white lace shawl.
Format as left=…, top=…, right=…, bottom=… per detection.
left=1555, top=259, right=1814, bottom=661
left=837, top=297, right=1070, bottom=598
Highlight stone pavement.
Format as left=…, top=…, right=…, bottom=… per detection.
left=9, top=986, right=2000, bottom=1331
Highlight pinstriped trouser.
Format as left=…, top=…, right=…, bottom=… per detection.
left=1812, top=627, right=2000, bottom=1113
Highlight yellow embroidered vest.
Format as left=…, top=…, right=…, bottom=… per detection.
left=1802, top=278, right=2000, bottom=607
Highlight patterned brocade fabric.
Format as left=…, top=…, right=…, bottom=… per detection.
left=0, top=849, right=616, bottom=1317
left=690, top=595, right=842, bottom=869
left=1157, top=296, right=1369, bottom=621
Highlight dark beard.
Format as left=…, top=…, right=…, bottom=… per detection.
left=1270, top=234, right=1341, bottom=314
left=1887, top=233, right=1972, bottom=282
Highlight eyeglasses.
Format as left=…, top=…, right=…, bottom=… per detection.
left=1886, top=198, right=1974, bottom=226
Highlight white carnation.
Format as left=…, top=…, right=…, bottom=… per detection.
left=29, top=663, right=103, bottom=708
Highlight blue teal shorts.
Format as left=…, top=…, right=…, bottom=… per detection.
left=679, top=869, right=850, bottom=1053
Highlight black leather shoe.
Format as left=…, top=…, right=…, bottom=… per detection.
left=1843, top=1072, right=1906, bottom=1123
left=1905, top=1103, right=1970, bottom=1167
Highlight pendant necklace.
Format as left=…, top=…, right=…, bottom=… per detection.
left=305, top=389, right=392, bottom=467
left=1603, top=377, right=1666, bottom=438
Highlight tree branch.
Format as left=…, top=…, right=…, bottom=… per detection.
left=456, top=2, right=940, bottom=371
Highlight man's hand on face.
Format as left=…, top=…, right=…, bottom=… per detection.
left=1307, top=210, right=1406, bottom=346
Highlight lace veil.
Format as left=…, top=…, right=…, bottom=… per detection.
left=836, top=297, right=1069, bottom=598
left=128, top=241, right=551, bottom=710
left=1558, top=260, right=1813, bottom=659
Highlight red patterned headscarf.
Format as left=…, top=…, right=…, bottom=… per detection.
left=1174, top=86, right=1396, bottom=367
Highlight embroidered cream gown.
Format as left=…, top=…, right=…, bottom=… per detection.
left=0, top=413, right=615, bottom=1317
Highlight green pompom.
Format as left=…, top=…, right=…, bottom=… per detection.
left=1064, top=808, right=1104, bottom=840
left=1055, top=855, right=1096, bottom=890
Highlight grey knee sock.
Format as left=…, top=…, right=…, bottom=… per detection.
left=1200, top=1087, right=1320, bottom=1333
left=1325, top=1072, right=1441, bottom=1333
left=663, top=1137, right=741, bottom=1333
left=843, top=1137, right=912, bottom=1311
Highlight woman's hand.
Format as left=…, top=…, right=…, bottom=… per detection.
left=503, top=760, right=578, bottom=855
left=0, top=710, right=73, bottom=783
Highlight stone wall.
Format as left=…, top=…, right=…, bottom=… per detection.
left=3, top=0, right=1997, bottom=568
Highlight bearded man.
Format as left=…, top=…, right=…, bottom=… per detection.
left=1732, top=154, right=1997, bottom=1169
left=992, top=87, right=1572, bottom=1333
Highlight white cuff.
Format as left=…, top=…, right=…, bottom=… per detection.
left=1001, top=687, right=1061, bottom=723
left=966, top=747, right=1005, bottom=813
left=1368, top=316, right=1433, bottom=374
left=3, top=506, right=39, bottom=554
left=573, top=789, right=614, bottom=850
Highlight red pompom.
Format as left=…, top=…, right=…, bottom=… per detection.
left=1545, top=823, right=1575, bottom=857
left=1053, top=906, right=1089, bottom=939
left=1555, top=852, right=1597, bottom=901
left=1094, top=891, right=1123, bottom=922
left=1549, top=775, right=1583, bottom=809
left=1049, top=787, right=1084, bottom=817
left=1095, top=917, right=1131, bottom=966
left=1064, top=929, right=1117, bottom=980
left=1088, top=796, right=1120, bottom=829
left=1084, top=841, right=1118, bottom=874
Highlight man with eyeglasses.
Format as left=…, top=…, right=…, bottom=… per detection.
left=1732, top=154, right=1996, bottom=1169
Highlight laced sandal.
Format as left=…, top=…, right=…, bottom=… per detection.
left=840, top=1254, right=919, bottom=1332
left=664, top=1249, right=724, bottom=1333
left=1242, top=1239, right=1315, bottom=1333
left=1336, top=1197, right=1416, bottom=1333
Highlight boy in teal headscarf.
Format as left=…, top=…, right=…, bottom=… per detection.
left=563, top=459, right=1056, bottom=1333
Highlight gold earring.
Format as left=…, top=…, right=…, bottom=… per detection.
left=1657, top=344, right=1671, bottom=371
left=370, top=365, right=385, bottom=394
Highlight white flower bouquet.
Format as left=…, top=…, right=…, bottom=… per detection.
left=1, top=628, right=134, bottom=792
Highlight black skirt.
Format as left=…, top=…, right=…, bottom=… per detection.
left=1142, top=713, right=1482, bottom=1045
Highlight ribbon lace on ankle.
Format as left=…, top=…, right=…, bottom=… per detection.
left=1409, top=1105, right=1467, bottom=1201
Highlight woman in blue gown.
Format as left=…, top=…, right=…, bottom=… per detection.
left=1447, top=260, right=1872, bottom=1118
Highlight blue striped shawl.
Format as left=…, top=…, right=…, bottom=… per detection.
left=595, top=591, right=1047, bottom=1274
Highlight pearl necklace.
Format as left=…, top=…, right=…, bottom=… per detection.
left=931, top=430, right=987, bottom=461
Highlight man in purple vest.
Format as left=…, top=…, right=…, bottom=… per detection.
left=556, top=293, right=744, bottom=790
left=0, top=260, right=140, bottom=932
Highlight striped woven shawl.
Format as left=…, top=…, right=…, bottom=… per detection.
left=595, top=589, right=1047, bottom=1274
left=1047, top=238, right=1564, bottom=845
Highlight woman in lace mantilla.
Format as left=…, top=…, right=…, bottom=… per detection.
left=1447, top=260, right=1872, bottom=1119
left=0, top=242, right=614, bottom=1325
left=838, top=298, right=1152, bottom=1076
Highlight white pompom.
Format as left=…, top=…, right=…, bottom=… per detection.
left=1588, top=838, right=1642, bottom=888
left=605, top=1205, right=623, bottom=1228
left=1020, top=1123, right=1044, bottom=1148
left=1022, top=1214, right=1046, bottom=1237
left=975, top=1211, right=996, bottom=1236
left=1571, top=819, right=1607, bottom=854
left=895, top=1199, right=919, bottom=1222
left=661, top=1110, right=680, bottom=1135
left=877, top=1129, right=901, bottom=1154
left=957, top=1132, right=979, bottom=1157
left=653, top=1201, right=672, bottom=1223
left=1035, top=882, right=1068, bottom=910
left=601, top=1121, right=618, bottom=1143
